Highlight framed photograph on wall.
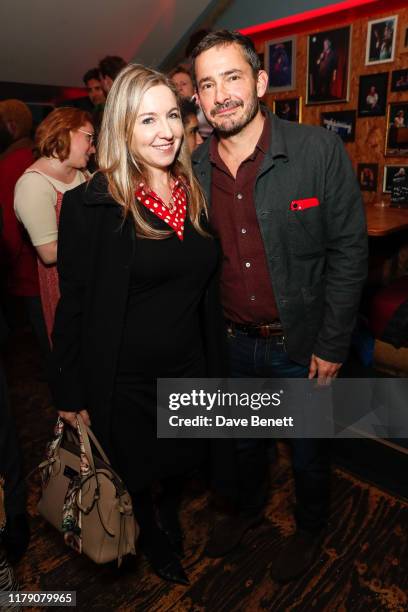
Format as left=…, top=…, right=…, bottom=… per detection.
left=365, top=16, right=398, bottom=65
left=321, top=110, right=356, bottom=142
left=391, top=69, right=408, bottom=92
left=306, top=26, right=351, bottom=104
left=403, top=27, right=408, bottom=52
left=357, top=163, right=378, bottom=192
left=385, top=102, right=408, bottom=156
left=358, top=73, right=388, bottom=117
left=265, top=37, right=296, bottom=92
left=383, top=165, right=408, bottom=193
left=273, top=97, right=302, bottom=123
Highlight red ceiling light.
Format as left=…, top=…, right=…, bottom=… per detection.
left=239, top=0, right=394, bottom=37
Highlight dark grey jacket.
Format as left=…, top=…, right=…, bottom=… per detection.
left=192, top=110, right=368, bottom=365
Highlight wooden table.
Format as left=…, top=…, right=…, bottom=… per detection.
left=365, top=203, right=408, bottom=237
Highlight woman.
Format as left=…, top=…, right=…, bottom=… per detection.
left=14, top=108, right=95, bottom=339
left=50, top=65, right=225, bottom=584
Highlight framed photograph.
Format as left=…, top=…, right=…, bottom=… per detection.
left=307, top=26, right=351, bottom=105
left=273, top=97, right=302, bottom=123
left=357, top=163, right=378, bottom=192
left=385, top=102, right=408, bottom=156
left=321, top=110, right=356, bottom=142
left=404, top=27, right=408, bottom=52
left=358, top=73, right=388, bottom=117
left=391, top=69, right=408, bottom=92
left=265, top=37, right=296, bottom=92
left=383, top=165, right=408, bottom=194
left=366, top=16, right=398, bottom=65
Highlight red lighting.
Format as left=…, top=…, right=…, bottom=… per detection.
left=239, top=0, right=399, bottom=37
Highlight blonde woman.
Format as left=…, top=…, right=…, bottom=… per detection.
left=50, top=64, right=225, bottom=584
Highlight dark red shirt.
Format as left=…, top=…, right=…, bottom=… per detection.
left=209, top=114, right=279, bottom=324
left=0, top=144, right=39, bottom=296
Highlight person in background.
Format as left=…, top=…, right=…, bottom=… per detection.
left=169, top=65, right=212, bottom=140
left=180, top=97, right=203, bottom=153
left=168, top=65, right=195, bottom=99
left=98, top=55, right=127, bottom=94
left=0, top=100, right=49, bottom=364
left=83, top=68, right=106, bottom=108
left=50, top=64, right=225, bottom=585
left=14, top=108, right=94, bottom=340
left=365, top=85, right=379, bottom=112
left=192, top=29, right=367, bottom=583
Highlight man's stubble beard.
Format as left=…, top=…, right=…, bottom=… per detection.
left=207, top=90, right=260, bottom=138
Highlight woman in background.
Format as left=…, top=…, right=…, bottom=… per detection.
left=51, top=64, right=225, bottom=585
left=14, top=108, right=95, bottom=338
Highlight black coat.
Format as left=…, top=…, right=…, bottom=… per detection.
left=50, top=174, right=228, bottom=458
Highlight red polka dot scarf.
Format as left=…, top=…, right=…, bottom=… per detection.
left=135, top=178, right=187, bottom=241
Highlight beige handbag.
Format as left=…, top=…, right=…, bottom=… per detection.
left=38, top=415, right=138, bottom=566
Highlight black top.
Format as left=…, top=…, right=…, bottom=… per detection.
left=117, top=210, right=217, bottom=377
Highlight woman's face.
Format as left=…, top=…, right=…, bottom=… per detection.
left=131, top=84, right=183, bottom=172
left=68, top=121, right=95, bottom=168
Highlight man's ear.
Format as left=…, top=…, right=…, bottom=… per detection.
left=192, top=92, right=202, bottom=109
left=256, top=70, right=269, bottom=98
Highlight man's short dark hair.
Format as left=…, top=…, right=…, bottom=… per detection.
left=191, top=29, right=260, bottom=83
left=98, top=56, right=127, bottom=80
left=179, top=97, right=198, bottom=124
left=83, top=68, right=101, bottom=86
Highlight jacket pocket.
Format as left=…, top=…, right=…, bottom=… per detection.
left=287, top=206, right=325, bottom=257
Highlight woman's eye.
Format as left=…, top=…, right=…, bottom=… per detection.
left=170, top=112, right=181, bottom=119
left=142, top=117, right=153, bottom=125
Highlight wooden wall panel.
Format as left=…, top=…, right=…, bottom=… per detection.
left=255, top=5, right=408, bottom=204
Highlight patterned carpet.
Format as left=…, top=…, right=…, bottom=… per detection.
left=4, top=327, right=408, bottom=612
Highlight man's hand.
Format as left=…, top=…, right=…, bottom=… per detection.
left=308, top=354, right=342, bottom=386
left=58, top=409, right=91, bottom=428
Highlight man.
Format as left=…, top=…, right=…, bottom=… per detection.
left=83, top=68, right=106, bottom=107
left=98, top=55, right=127, bottom=94
left=169, top=65, right=212, bottom=140
left=191, top=30, right=367, bottom=582
left=169, top=65, right=195, bottom=99
left=316, top=38, right=337, bottom=98
left=179, top=98, right=203, bottom=153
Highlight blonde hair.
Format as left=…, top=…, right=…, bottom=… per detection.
left=97, top=63, right=208, bottom=239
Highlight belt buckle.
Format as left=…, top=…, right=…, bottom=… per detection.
left=259, top=324, right=271, bottom=338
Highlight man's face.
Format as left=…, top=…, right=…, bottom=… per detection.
left=86, top=78, right=106, bottom=106
left=170, top=71, right=195, bottom=98
left=183, top=114, right=203, bottom=153
left=194, top=43, right=267, bottom=137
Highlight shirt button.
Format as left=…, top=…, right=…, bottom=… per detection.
left=245, top=262, right=251, bottom=268
left=250, top=295, right=256, bottom=301
left=241, top=228, right=247, bottom=234
left=237, top=193, right=243, bottom=200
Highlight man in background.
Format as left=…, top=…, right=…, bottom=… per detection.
left=83, top=68, right=106, bottom=107
left=98, top=55, right=127, bottom=94
left=180, top=98, right=203, bottom=153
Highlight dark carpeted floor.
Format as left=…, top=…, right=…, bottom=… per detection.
left=4, top=326, right=408, bottom=612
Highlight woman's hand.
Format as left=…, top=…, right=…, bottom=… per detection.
left=58, top=409, right=91, bottom=428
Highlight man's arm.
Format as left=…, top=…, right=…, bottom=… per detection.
left=312, top=134, right=368, bottom=370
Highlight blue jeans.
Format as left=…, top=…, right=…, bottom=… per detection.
left=227, top=329, right=330, bottom=533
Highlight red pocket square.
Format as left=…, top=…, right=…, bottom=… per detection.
left=290, top=198, right=320, bottom=211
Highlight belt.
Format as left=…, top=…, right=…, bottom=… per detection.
left=226, top=319, right=284, bottom=338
